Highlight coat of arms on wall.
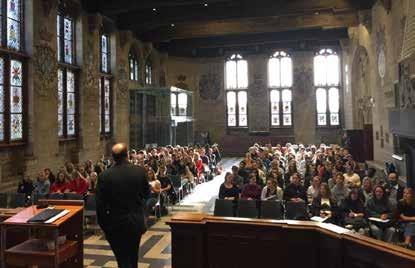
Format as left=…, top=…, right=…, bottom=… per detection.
left=293, top=66, right=313, bottom=95
left=199, top=72, right=220, bottom=100
left=34, top=44, right=58, bottom=97
left=175, top=75, right=189, bottom=90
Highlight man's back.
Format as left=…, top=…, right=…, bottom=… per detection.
left=96, top=161, right=150, bottom=233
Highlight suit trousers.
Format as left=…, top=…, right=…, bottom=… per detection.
left=105, top=229, right=143, bottom=268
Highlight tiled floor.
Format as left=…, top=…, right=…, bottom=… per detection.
left=83, top=157, right=241, bottom=268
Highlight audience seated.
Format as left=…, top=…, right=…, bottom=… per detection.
left=50, top=171, right=69, bottom=194
left=385, top=172, right=404, bottom=207
left=241, top=173, right=262, bottom=200
left=310, top=183, right=338, bottom=223
left=341, top=189, right=367, bottom=233
left=331, top=173, right=350, bottom=206
left=17, top=175, right=34, bottom=201
left=218, top=172, right=240, bottom=200
left=261, top=179, right=283, bottom=201
left=397, top=187, right=415, bottom=249
left=283, top=173, right=307, bottom=203
left=67, top=171, right=89, bottom=196
left=34, top=170, right=50, bottom=195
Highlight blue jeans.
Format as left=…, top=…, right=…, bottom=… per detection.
left=404, top=222, right=415, bottom=237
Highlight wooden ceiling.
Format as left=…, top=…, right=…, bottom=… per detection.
left=82, top=0, right=376, bottom=56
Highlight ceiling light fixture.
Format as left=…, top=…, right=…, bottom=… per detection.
left=204, top=3, right=208, bottom=7
left=171, top=23, right=175, bottom=27
left=314, top=11, right=319, bottom=15
left=153, top=8, right=157, bottom=12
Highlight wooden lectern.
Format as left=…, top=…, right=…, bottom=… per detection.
left=0, top=200, right=84, bottom=268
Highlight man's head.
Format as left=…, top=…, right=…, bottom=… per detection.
left=112, top=143, right=128, bottom=163
left=388, top=172, right=398, bottom=185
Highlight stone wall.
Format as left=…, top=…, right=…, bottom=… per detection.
left=0, top=0, right=166, bottom=191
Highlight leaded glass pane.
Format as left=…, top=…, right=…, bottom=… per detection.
left=134, top=62, right=139, bottom=81
left=101, top=35, right=107, bottom=53
left=67, top=114, right=75, bottom=136
left=0, top=114, right=3, bottom=141
left=0, top=86, right=3, bottom=113
left=330, top=113, right=340, bottom=126
left=239, top=114, right=247, bottom=127
left=178, top=93, right=187, bottom=116
left=67, top=93, right=75, bottom=114
left=67, top=70, right=75, bottom=92
left=271, top=114, right=280, bottom=126
left=7, top=18, right=20, bottom=50
left=327, top=54, right=340, bottom=86
left=57, top=15, right=61, bottom=37
left=64, top=18, right=72, bottom=40
left=316, top=88, right=327, bottom=113
left=314, top=55, right=326, bottom=86
left=228, top=115, right=236, bottom=127
left=270, top=90, right=280, bottom=103
left=10, top=113, right=22, bottom=140
left=237, top=60, right=248, bottom=89
left=268, top=58, right=280, bottom=87
left=102, top=53, right=108, bottom=73
left=226, top=60, right=236, bottom=89
left=226, top=91, right=236, bottom=115
left=58, top=90, right=63, bottom=114
left=58, top=69, right=63, bottom=92
left=10, top=60, right=22, bottom=86
left=238, top=91, right=247, bottom=115
left=10, top=86, right=22, bottom=113
left=282, top=89, right=292, bottom=102
left=64, top=39, right=72, bottom=64
left=281, top=57, right=292, bottom=87
left=317, top=114, right=327, bottom=126
left=7, top=0, right=19, bottom=21
left=171, top=94, right=177, bottom=116
left=0, top=58, right=4, bottom=84
left=328, top=87, right=340, bottom=113
left=104, top=114, right=110, bottom=133
left=283, top=114, right=292, bottom=126
left=58, top=114, right=63, bottom=136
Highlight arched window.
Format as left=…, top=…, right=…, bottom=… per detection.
left=145, top=59, right=152, bottom=85
left=0, top=0, right=25, bottom=143
left=225, top=54, right=248, bottom=127
left=129, top=50, right=139, bottom=81
left=57, top=0, right=77, bottom=138
left=99, top=33, right=112, bottom=135
left=314, top=48, right=341, bottom=126
left=268, top=51, right=292, bottom=127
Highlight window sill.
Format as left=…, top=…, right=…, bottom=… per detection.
left=58, top=137, right=78, bottom=143
left=0, top=142, right=26, bottom=149
left=270, top=126, right=293, bottom=129
left=315, top=125, right=342, bottom=129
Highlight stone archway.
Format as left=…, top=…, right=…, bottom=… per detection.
left=351, top=46, right=372, bottom=129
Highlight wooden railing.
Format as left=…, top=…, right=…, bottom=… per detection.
left=167, top=213, right=415, bottom=268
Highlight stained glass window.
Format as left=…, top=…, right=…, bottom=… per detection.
left=178, top=93, right=187, bottom=116
left=314, top=49, right=341, bottom=126
left=57, top=3, right=74, bottom=64
left=6, top=0, right=21, bottom=50
left=99, top=77, right=112, bottom=134
left=101, top=34, right=110, bottom=73
left=268, top=51, right=292, bottom=127
left=9, top=59, right=22, bottom=140
left=0, top=58, right=4, bottom=141
left=145, top=61, right=152, bottom=85
left=129, top=50, right=139, bottom=81
left=225, top=54, right=248, bottom=127
left=171, top=94, right=177, bottom=116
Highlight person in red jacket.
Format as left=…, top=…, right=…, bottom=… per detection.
left=50, top=171, right=70, bottom=194
left=68, top=171, right=89, bottom=195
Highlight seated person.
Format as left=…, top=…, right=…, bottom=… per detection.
left=385, top=172, right=404, bottom=207
left=343, top=165, right=361, bottom=188
left=397, top=187, right=415, bottom=249
left=88, top=172, right=98, bottom=194
left=146, top=168, right=161, bottom=217
left=283, top=173, right=307, bottom=203
left=261, top=178, right=283, bottom=201
left=241, top=173, right=262, bottom=200
left=310, top=183, right=338, bottom=223
left=341, top=189, right=367, bottom=233
left=34, top=170, right=50, bottom=195
left=67, top=171, right=89, bottom=196
left=331, top=173, right=350, bottom=206
left=158, top=166, right=177, bottom=205
left=50, top=171, right=70, bottom=194
left=218, top=172, right=240, bottom=200
left=307, top=176, right=321, bottom=203
left=17, top=175, right=34, bottom=201
left=359, top=177, right=373, bottom=203
left=366, top=185, right=395, bottom=242
left=231, top=166, right=244, bottom=190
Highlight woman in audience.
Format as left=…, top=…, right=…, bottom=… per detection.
left=360, top=177, right=373, bottom=203
left=67, top=171, right=89, bottom=196
left=17, top=175, right=34, bottom=201
left=77, top=163, right=89, bottom=180
left=218, top=172, right=240, bottom=200
left=397, top=187, right=415, bottom=249
left=44, top=168, right=56, bottom=185
left=283, top=173, right=307, bottom=203
left=331, top=173, right=350, bottom=206
left=50, top=171, right=69, bottom=194
left=307, top=176, right=321, bottom=203
left=34, top=170, right=50, bottom=195
left=241, top=173, right=262, bottom=200
left=311, top=183, right=338, bottom=223
left=261, top=178, right=283, bottom=201
left=366, top=185, right=395, bottom=242
left=343, top=165, right=361, bottom=188
left=158, top=165, right=177, bottom=205
left=284, top=163, right=298, bottom=186
left=88, top=172, right=98, bottom=194
left=146, top=168, right=162, bottom=217
left=341, top=189, right=367, bottom=233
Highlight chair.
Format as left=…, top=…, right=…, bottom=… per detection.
left=237, top=199, right=258, bottom=218
left=64, top=193, right=83, bottom=200
left=170, top=176, right=184, bottom=203
left=48, top=193, right=65, bottom=200
left=0, top=193, right=8, bottom=208
left=84, top=194, right=97, bottom=217
left=285, top=201, right=308, bottom=220
left=213, top=199, right=235, bottom=217
left=260, top=200, right=283, bottom=220
left=8, top=193, right=26, bottom=208
left=31, top=193, right=48, bottom=205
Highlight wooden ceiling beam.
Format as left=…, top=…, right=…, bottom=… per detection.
left=140, top=10, right=359, bottom=42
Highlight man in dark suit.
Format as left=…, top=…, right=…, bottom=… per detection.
left=96, top=143, right=150, bottom=268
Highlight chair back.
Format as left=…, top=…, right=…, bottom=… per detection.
left=260, top=200, right=283, bottom=220
left=8, top=193, right=26, bottom=208
left=32, top=193, right=48, bottom=205
left=64, top=193, right=83, bottom=200
left=85, top=194, right=97, bottom=211
left=213, top=199, right=235, bottom=217
left=0, top=193, right=8, bottom=207
left=237, top=199, right=258, bottom=218
left=48, top=193, right=65, bottom=200
left=285, top=201, right=307, bottom=220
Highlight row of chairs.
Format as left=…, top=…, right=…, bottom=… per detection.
left=214, top=199, right=307, bottom=220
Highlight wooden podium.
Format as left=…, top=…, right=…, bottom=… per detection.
left=0, top=200, right=84, bottom=268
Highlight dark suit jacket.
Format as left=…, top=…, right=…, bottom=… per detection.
left=96, top=160, right=150, bottom=235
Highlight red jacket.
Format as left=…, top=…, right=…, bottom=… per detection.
left=50, top=182, right=69, bottom=193
left=68, top=177, right=89, bottom=195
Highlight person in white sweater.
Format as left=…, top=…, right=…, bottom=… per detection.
left=261, top=179, right=283, bottom=201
